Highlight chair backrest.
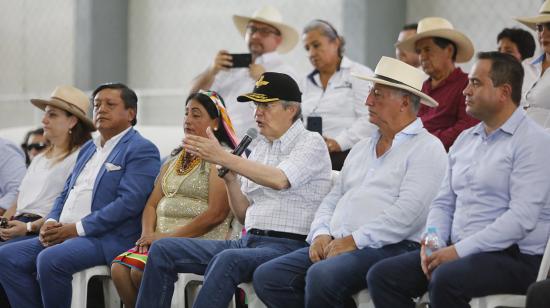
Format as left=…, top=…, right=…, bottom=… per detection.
left=536, top=235, right=550, bottom=281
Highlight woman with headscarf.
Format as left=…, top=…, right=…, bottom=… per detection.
left=111, top=90, right=239, bottom=308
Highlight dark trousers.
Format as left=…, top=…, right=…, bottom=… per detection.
left=253, top=240, right=419, bottom=308
left=527, top=279, right=550, bottom=308
left=330, top=150, right=350, bottom=171
left=367, top=246, right=541, bottom=308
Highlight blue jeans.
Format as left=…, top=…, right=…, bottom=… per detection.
left=253, top=240, right=420, bottom=308
left=0, top=236, right=106, bottom=308
left=367, top=246, right=542, bottom=308
left=135, top=234, right=307, bottom=308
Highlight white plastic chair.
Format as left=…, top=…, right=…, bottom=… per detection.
left=416, top=235, right=550, bottom=308
left=71, top=265, right=120, bottom=308
left=352, top=289, right=375, bottom=308
left=171, top=273, right=236, bottom=308
left=171, top=273, right=205, bottom=308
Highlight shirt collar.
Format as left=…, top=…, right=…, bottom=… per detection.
left=260, top=120, right=304, bottom=151
left=93, top=126, right=132, bottom=150
left=255, top=51, right=279, bottom=64
left=531, top=53, right=545, bottom=65
left=426, top=67, right=464, bottom=91
left=373, top=118, right=424, bottom=144
left=307, top=56, right=349, bottom=86
left=471, top=107, right=525, bottom=137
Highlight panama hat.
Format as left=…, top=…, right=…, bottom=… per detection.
left=233, top=5, right=299, bottom=54
left=516, top=0, right=550, bottom=30
left=352, top=56, right=438, bottom=107
left=31, top=85, right=95, bottom=131
left=396, top=17, right=474, bottom=63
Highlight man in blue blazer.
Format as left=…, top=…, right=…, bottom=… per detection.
left=0, top=83, right=160, bottom=308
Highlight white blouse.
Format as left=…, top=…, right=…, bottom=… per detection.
left=16, top=149, right=79, bottom=218
left=301, top=57, right=376, bottom=151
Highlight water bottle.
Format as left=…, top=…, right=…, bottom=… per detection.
left=424, top=227, right=440, bottom=257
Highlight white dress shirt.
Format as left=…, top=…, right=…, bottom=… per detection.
left=16, top=150, right=79, bottom=218
left=301, top=57, right=376, bottom=150
left=57, top=127, right=131, bottom=235
left=211, top=51, right=297, bottom=138
left=307, top=118, right=448, bottom=249
left=242, top=121, right=332, bottom=235
left=522, top=54, right=550, bottom=128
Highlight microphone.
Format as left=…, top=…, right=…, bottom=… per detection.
left=218, top=128, right=258, bottom=178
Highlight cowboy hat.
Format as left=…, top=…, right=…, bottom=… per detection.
left=232, top=5, right=298, bottom=54
left=31, top=85, right=95, bottom=131
left=352, top=56, right=438, bottom=107
left=516, top=0, right=550, bottom=30
left=396, top=17, right=474, bottom=63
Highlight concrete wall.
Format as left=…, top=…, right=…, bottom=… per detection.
left=0, top=0, right=544, bottom=132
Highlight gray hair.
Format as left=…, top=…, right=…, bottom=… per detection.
left=392, top=89, right=421, bottom=113
left=303, top=20, right=346, bottom=58
left=280, top=100, right=302, bottom=122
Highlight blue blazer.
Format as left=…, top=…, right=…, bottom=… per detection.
left=47, top=128, right=160, bottom=263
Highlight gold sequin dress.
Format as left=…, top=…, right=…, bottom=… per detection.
left=155, top=155, right=232, bottom=239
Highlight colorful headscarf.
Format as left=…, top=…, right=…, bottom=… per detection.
left=198, top=90, right=240, bottom=149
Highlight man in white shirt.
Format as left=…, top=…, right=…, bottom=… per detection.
left=253, top=57, right=448, bottom=308
left=190, top=5, right=298, bottom=139
left=0, top=83, right=161, bottom=308
left=135, top=72, right=332, bottom=308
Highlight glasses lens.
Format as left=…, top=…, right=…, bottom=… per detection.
left=27, top=143, right=46, bottom=151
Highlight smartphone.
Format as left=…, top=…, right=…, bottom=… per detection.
left=230, top=53, right=252, bottom=68
left=307, top=116, right=323, bottom=135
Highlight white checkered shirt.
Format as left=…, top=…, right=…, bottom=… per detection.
left=242, top=121, right=332, bottom=235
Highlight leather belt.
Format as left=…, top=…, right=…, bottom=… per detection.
left=248, top=228, right=307, bottom=242
left=15, top=213, right=42, bottom=220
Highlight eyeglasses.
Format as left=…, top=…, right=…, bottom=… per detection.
left=536, top=22, right=550, bottom=32
left=246, top=25, right=281, bottom=37
left=26, top=143, right=47, bottom=151
left=249, top=102, right=279, bottom=111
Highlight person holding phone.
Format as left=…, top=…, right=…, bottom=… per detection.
left=190, top=5, right=299, bottom=140
left=301, top=20, right=376, bottom=170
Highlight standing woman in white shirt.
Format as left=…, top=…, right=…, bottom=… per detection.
left=516, top=1, right=550, bottom=128
left=301, top=19, right=376, bottom=170
left=0, top=86, right=94, bottom=244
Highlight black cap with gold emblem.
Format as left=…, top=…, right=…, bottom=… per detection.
left=237, top=72, right=302, bottom=103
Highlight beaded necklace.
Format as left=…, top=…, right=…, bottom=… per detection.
left=174, top=149, right=201, bottom=176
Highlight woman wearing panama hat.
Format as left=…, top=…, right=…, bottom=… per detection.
left=516, top=0, right=550, bottom=129
left=0, top=85, right=93, bottom=244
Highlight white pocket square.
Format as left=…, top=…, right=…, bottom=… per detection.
left=105, top=162, right=122, bottom=171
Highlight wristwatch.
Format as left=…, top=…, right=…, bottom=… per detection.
left=26, top=222, right=33, bottom=234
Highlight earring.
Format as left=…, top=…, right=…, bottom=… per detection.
left=214, top=127, right=218, bottom=131
left=69, top=129, right=72, bottom=135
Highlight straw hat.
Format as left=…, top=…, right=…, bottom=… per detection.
left=352, top=56, right=438, bottom=107
left=233, top=5, right=298, bottom=54
left=516, top=0, right=550, bottom=30
left=31, top=85, right=95, bottom=131
left=396, top=17, right=474, bottom=63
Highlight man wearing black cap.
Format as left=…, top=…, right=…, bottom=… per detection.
left=135, top=72, right=332, bottom=308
